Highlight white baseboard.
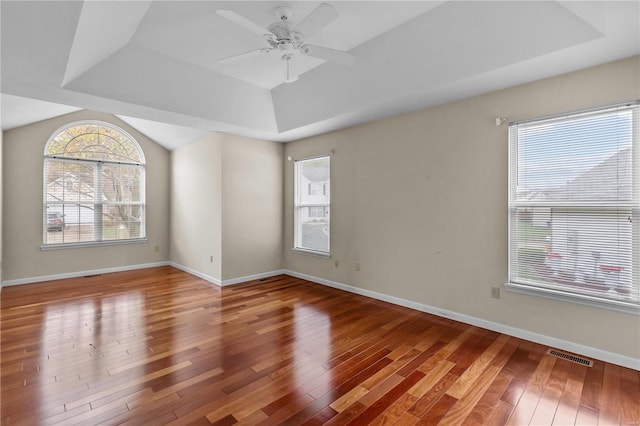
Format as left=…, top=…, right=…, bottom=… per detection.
left=1, top=261, right=284, bottom=289
left=168, top=262, right=222, bottom=286
left=283, top=269, right=640, bottom=371
left=222, top=269, right=286, bottom=286
left=1, top=262, right=170, bottom=287
left=167, top=264, right=285, bottom=287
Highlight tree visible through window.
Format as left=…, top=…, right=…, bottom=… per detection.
left=508, top=103, right=639, bottom=311
left=43, top=121, right=146, bottom=246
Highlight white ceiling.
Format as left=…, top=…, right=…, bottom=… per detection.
left=2, top=1, right=639, bottom=150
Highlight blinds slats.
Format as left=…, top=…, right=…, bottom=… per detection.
left=509, top=103, right=639, bottom=305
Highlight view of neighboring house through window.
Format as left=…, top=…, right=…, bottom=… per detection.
left=43, top=121, right=146, bottom=247
left=294, top=156, right=330, bottom=254
left=508, top=102, right=639, bottom=311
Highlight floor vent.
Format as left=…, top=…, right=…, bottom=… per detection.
left=547, top=349, right=593, bottom=367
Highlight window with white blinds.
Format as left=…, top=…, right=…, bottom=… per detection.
left=294, top=156, right=330, bottom=255
left=507, top=102, right=639, bottom=313
left=43, top=121, right=146, bottom=247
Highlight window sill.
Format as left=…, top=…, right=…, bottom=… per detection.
left=291, top=248, right=331, bottom=258
left=505, top=281, right=640, bottom=315
left=41, top=238, right=148, bottom=251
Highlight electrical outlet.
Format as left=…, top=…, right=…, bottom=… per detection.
left=355, top=262, right=361, bottom=271
left=210, top=256, right=214, bottom=263
left=154, top=245, right=159, bottom=252
left=334, top=259, right=339, bottom=268
left=491, top=287, right=501, bottom=299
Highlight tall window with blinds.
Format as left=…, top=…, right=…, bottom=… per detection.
left=294, top=156, right=330, bottom=255
left=507, top=102, right=639, bottom=312
left=43, top=121, right=146, bottom=247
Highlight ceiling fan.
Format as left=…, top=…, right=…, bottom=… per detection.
left=217, top=3, right=356, bottom=83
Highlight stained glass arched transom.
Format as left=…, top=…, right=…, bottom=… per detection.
left=45, top=121, right=145, bottom=164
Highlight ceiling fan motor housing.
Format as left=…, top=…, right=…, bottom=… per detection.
left=266, top=21, right=304, bottom=50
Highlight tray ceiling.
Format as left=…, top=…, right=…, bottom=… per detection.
left=2, top=1, right=638, bottom=149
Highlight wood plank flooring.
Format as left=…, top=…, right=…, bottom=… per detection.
left=1, top=266, right=638, bottom=425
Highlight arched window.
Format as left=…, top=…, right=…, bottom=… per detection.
left=43, top=121, right=146, bottom=246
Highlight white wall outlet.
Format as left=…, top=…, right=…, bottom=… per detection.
left=210, top=256, right=214, bottom=263
left=355, top=262, right=361, bottom=271
left=334, top=260, right=339, bottom=268
left=491, top=287, right=501, bottom=299
left=154, top=245, right=159, bottom=252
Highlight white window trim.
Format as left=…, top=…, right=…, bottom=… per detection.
left=293, top=155, right=331, bottom=256
left=505, top=281, right=640, bottom=315
left=41, top=238, right=148, bottom=251
left=507, top=101, right=640, bottom=314
left=291, top=247, right=332, bottom=258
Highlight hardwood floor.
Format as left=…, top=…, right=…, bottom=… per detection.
left=1, top=266, right=638, bottom=425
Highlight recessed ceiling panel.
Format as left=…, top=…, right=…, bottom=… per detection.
left=273, top=0, right=605, bottom=132
left=62, top=1, right=152, bottom=86
left=116, top=115, right=213, bottom=150
left=64, top=45, right=277, bottom=132
left=131, top=1, right=443, bottom=89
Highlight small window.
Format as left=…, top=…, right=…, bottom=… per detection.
left=294, top=156, right=330, bottom=255
left=43, top=121, right=146, bottom=247
left=507, top=102, right=639, bottom=312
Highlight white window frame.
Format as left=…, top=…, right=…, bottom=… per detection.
left=293, top=155, right=330, bottom=256
left=506, top=102, right=640, bottom=314
left=42, top=120, right=147, bottom=249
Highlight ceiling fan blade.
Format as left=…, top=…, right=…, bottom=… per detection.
left=293, top=3, right=338, bottom=37
left=302, top=44, right=355, bottom=66
left=219, top=48, right=270, bottom=64
left=217, top=9, right=271, bottom=36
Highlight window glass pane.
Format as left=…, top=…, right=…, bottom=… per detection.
left=44, top=204, right=97, bottom=244
left=45, top=160, right=95, bottom=204
left=101, top=164, right=144, bottom=203
left=299, top=158, right=330, bottom=205
left=511, top=207, right=635, bottom=301
left=103, top=205, right=144, bottom=240
left=297, top=207, right=330, bottom=253
left=514, top=110, right=633, bottom=202
left=295, top=156, right=330, bottom=253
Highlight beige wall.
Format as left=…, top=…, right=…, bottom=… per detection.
left=283, top=56, right=640, bottom=359
left=2, top=110, right=170, bottom=281
left=221, top=135, right=283, bottom=280
left=170, top=135, right=223, bottom=280
left=0, top=128, right=3, bottom=286
left=170, top=133, right=283, bottom=282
